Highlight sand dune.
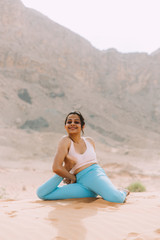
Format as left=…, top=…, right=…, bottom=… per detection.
left=0, top=157, right=160, bottom=240
left=1, top=193, right=160, bottom=240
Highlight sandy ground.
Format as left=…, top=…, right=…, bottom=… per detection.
left=0, top=129, right=160, bottom=240
left=1, top=192, right=160, bottom=240
left=0, top=158, right=160, bottom=240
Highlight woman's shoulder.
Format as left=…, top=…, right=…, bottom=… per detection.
left=58, top=135, right=71, bottom=147
left=84, top=136, right=95, bottom=149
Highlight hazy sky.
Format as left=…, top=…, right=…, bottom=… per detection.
left=22, top=0, right=160, bottom=54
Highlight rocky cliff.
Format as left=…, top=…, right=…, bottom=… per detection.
left=0, top=0, right=160, bottom=149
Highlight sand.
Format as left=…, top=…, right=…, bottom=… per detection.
left=1, top=192, right=160, bottom=240
left=0, top=158, right=160, bottom=240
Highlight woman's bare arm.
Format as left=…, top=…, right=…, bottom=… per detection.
left=52, top=137, right=76, bottom=183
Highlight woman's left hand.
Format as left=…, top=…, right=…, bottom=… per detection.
left=63, top=174, right=76, bottom=184
left=63, top=178, right=71, bottom=184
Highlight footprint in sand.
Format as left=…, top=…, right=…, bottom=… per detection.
left=53, top=237, right=68, bottom=240
left=5, top=210, right=17, bottom=218
left=45, top=217, right=58, bottom=222
left=128, top=232, right=139, bottom=237
left=125, top=232, right=143, bottom=240
left=155, top=228, right=160, bottom=234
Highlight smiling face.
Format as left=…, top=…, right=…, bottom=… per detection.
left=65, top=114, right=83, bottom=135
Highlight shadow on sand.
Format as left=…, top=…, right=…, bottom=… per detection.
left=37, top=197, right=121, bottom=240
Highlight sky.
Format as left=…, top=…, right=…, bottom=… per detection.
left=21, top=0, right=160, bottom=54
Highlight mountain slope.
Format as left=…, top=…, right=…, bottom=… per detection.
left=0, top=0, right=160, bottom=148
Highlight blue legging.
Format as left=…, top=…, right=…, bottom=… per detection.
left=37, top=164, right=127, bottom=203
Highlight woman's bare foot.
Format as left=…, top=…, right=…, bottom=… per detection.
left=64, top=154, right=77, bottom=172
left=118, top=188, right=130, bottom=203
left=123, top=189, right=130, bottom=196
left=118, top=187, right=130, bottom=196
left=122, top=189, right=130, bottom=203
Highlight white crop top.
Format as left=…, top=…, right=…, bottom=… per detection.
left=68, top=137, right=98, bottom=174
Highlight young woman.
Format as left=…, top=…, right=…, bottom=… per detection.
left=37, top=111, right=129, bottom=203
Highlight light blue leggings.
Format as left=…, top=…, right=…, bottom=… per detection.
left=37, top=164, right=127, bottom=203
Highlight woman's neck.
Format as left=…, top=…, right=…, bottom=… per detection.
left=69, top=134, right=82, bottom=143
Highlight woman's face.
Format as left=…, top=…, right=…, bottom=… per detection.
left=65, top=114, right=83, bottom=134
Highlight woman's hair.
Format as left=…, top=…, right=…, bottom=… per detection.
left=64, top=111, right=85, bottom=134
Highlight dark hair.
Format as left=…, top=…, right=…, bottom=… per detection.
left=64, top=111, right=85, bottom=134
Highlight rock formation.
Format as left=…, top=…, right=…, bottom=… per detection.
left=0, top=0, right=160, bottom=148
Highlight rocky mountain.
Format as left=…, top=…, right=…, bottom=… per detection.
left=0, top=0, right=160, bottom=149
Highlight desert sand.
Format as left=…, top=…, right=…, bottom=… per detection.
left=0, top=129, right=160, bottom=240
left=1, top=192, right=160, bottom=240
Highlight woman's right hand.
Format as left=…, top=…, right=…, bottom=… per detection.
left=63, top=178, right=71, bottom=184
left=63, top=174, right=76, bottom=184
left=70, top=174, right=76, bottom=183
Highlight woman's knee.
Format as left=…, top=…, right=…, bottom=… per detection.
left=103, top=190, right=126, bottom=203
left=36, top=187, right=46, bottom=200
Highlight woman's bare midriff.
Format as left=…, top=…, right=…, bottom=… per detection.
left=74, top=163, right=97, bottom=175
